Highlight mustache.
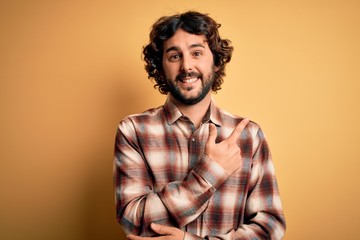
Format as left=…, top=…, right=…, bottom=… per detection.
left=176, top=71, right=202, bottom=81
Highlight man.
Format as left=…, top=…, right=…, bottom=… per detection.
left=114, top=11, right=286, bottom=240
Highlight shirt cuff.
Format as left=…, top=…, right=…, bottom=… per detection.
left=192, top=154, right=229, bottom=190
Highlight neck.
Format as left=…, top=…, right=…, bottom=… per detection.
left=170, top=93, right=212, bottom=128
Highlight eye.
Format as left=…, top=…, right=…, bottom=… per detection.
left=169, top=54, right=181, bottom=62
left=193, top=51, right=203, bottom=57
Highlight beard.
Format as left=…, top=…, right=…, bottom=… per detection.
left=166, top=69, right=216, bottom=105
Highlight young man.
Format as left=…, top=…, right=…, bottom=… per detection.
left=114, top=11, right=286, bottom=240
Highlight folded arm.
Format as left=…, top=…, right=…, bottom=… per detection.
left=114, top=120, right=229, bottom=236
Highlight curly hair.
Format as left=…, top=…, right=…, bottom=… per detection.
left=142, top=11, right=234, bottom=94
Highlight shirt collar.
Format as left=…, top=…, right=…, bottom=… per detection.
left=164, top=97, right=183, bottom=125
left=164, top=96, right=222, bottom=127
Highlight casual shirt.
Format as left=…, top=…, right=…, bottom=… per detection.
left=114, top=97, right=286, bottom=240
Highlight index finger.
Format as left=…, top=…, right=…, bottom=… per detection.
left=226, top=117, right=250, bottom=143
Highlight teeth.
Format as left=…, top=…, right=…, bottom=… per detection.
left=182, top=78, right=197, bottom=83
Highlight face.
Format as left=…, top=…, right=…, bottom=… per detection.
left=162, top=29, right=217, bottom=105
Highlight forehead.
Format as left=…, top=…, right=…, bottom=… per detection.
left=163, top=29, right=208, bottom=51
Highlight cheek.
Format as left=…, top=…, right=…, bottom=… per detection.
left=163, top=63, right=179, bottom=78
left=200, top=55, right=216, bottom=71
left=199, top=62, right=215, bottom=73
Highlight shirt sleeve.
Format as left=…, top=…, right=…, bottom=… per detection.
left=113, top=120, right=230, bottom=236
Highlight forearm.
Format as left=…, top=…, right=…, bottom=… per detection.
left=116, top=155, right=229, bottom=235
left=159, top=154, right=229, bottom=225
left=118, top=191, right=176, bottom=235
left=117, top=179, right=209, bottom=235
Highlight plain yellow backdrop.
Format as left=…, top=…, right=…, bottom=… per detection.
left=1, top=0, right=359, bottom=239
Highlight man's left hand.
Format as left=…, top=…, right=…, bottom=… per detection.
left=127, top=223, right=185, bottom=240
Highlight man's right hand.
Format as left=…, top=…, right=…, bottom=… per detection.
left=205, top=118, right=250, bottom=176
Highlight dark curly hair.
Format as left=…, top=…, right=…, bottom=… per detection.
left=142, top=11, right=234, bottom=94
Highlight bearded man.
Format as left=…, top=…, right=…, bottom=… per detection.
left=114, top=11, right=286, bottom=240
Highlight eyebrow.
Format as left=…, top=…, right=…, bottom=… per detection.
left=165, top=43, right=206, bottom=53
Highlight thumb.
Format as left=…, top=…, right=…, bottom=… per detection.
left=207, top=123, right=217, bottom=145
left=150, top=223, right=171, bottom=235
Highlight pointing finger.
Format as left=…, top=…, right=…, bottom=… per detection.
left=226, top=117, right=250, bottom=143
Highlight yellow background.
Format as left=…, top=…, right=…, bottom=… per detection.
left=1, top=0, right=359, bottom=239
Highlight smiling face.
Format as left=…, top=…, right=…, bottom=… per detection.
left=162, top=29, right=217, bottom=105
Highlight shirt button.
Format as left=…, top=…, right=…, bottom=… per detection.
left=191, top=138, right=195, bottom=142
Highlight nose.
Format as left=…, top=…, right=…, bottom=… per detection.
left=180, top=54, right=193, bottom=72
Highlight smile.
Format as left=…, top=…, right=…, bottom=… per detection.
left=180, top=77, right=199, bottom=83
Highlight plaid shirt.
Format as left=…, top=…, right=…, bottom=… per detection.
left=114, top=97, right=286, bottom=240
